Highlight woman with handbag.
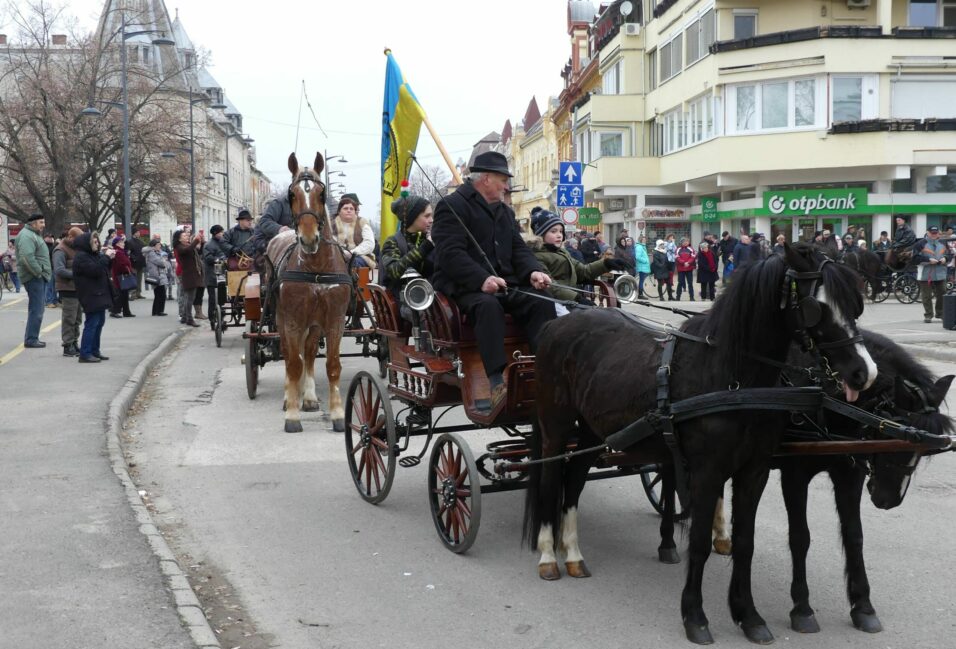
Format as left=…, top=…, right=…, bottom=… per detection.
left=145, top=239, right=171, bottom=316
left=109, top=235, right=135, bottom=318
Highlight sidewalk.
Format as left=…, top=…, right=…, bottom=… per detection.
left=0, top=296, right=208, bottom=649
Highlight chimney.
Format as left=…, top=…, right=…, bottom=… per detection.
left=51, top=34, right=67, bottom=45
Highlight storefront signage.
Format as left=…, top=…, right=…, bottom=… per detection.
left=701, top=198, right=718, bottom=222
left=640, top=208, right=685, bottom=219
left=763, top=188, right=868, bottom=217
left=578, top=207, right=601, bottom=227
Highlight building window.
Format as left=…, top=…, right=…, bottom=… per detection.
left=734, top=10, right=758, bottom=39
left=661, top=93, right=715, bottom=154
left=143, top=46, right=150, bottom=65
left=727, top=77, right=829, bottom=134
left=648, top=49, right=658, bottom=90
left=599, top=132, right=624, bottom=157
left=602, top=60, right=623, bottom=95
left=736, top=85, right=756, bottom=131
left=908, top=0, right=956, bottom=26
left=833, top=77, right=862, bottom=122
left=660, top=33, right=683, bottom=83
left=891, top=76, right=956, bottom=119
left=686, top=8, right=716, bottom=66
left=928, top=167, right=956, bottom=192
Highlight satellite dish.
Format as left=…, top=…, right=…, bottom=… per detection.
left=620, top=1, right=633, bottom=17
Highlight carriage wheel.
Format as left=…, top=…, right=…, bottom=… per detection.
left=428, top=433, right=482, bottom=553
left=640, top=465, right=689, bottom=521
left=245, top=319, right=259, bottom=400
left=894, top=275, right=920, bottom=304
left=214, top=305, right=224, bottom=348
left=344, top=371, right=397, bottom=504
left=864, top=279, right=889, bottom=304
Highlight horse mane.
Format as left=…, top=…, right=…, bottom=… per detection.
left=820, top=254, right=866, bottom=320
left=685, top=252, right=790, bottom=386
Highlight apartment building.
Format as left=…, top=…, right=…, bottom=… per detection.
left=573, top=0, right=956, bottom=245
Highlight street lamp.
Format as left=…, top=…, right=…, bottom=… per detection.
left=80, top=10, right=175, bottom=238
left=217, top=122, right=254, bottom=220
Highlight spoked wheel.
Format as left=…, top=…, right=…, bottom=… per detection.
left=894, top=275, right=920, bottom=304
left=214, top=305, right=224, bottom=347
left=640, top=464, right=689, bottom=521
left=344, top=371, right=397, bottom=504
left=428, top=433, right=482, bottom=553
left=864, top=279, right=889, bottom=303
left=244, top=319, right=259, bottom=400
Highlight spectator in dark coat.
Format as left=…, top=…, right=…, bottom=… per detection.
left=173, top=229, right=203, bottom=327
left=697, top=241, right=719, bottom=301
left=109, top=236, right=135, bottom=318
left=72, top=232, right=115, bottom=363
left=579, top=231, right=600, bottom=264
left=718, top=231, right=737, bottom=286
left=651, top=239, right=673, bottom=301
left=126, top=234, right=146, bottom=298
left=565, top=237, right=585, bottom=262
left=202, top=225, right=228, bottom=321
left=732, top=234, right=755, bottom=271
left=613, top=235, right=636, bottom=275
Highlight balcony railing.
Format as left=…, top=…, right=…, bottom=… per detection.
left=829, top=118, right=956, bottom=134
left=711, top=25, right=883, bottom=54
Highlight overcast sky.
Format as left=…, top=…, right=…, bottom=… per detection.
left=44, top=0, right=573, bottom=223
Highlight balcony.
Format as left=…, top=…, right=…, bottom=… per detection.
left=583, top=156, right=660, bottom=190
left=578, top=93, right=646, bottom=124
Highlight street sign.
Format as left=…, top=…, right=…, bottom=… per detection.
left=560, top=208, right=578, bottom=225
left=559, top=161, right=582, bottom=184
left=557, top=160, right=585, bottom=209
left=556, top=184, right=584, bottom=208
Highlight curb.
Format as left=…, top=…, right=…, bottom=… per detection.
left=900, top=342, right=956, bottom=365
left=105, top=328, right=221, bottom=649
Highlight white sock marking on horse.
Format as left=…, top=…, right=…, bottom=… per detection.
left=817, top=287, right=878, bottom=389
left=537, top=523, right=557, bottom=566
left=560, top=507, right=584, bottom=563
left=303, top=372, right=317, bottom=404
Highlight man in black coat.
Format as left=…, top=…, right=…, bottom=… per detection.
left=252, top=194, right=293, bottom=255
left=432, top=151, right=554, bottom=413
left=126, top=234, right=146, bottom=299
left=202, top=225, right=228, bottom=322
left=222, top=208, right=256, bottom=259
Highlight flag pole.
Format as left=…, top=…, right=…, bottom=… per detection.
left=421, top=114, right=462, bottom=184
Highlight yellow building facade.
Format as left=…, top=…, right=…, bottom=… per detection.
left=574, top=0, right=956, bottom=246
left=509, top=98, right=561, bottom=224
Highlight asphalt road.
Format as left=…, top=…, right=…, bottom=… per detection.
left=122, top=298, right=956, bottom=649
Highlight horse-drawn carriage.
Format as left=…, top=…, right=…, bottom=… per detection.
left=209, top=258, right=253, bottom=348
left=341, top=243, right=954, bottom=644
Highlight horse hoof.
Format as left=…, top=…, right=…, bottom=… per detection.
left=302, top=400, right=321, bottom=412
left=538, top=562, right=561, bottom=581
left=713, top=538, right=732, bottom=556
left=565, top=560, right=591, bottom=578
left=851, top=611, right=883, bottom=634
left=332, top=418, right=345, bottom=433
left=658, top=547, right=681, bottom=564
left=284, top=420, right=303, bottom=433
left=790, top=612, right=820, bottom=634
left=683, top=620, right=714, bottom=645
left=742, top=623, right=775, bottom=645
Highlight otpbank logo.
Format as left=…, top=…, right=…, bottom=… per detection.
left=764, top=188, right=868, bottom=216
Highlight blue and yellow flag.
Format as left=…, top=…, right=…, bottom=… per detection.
left=381, top=49, right=426, bottom=244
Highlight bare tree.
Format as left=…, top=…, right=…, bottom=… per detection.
left=408, top=163, right=450, bottom=205
left=0, top=1, right=201, bottom=235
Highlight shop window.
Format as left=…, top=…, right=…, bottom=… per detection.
left=734, top=11, right=757, bottom=39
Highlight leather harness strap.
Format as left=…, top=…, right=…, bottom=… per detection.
left=279, top=270, right=352, bottom=285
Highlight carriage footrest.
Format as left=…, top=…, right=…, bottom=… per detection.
left=399, top=457, right=421, bottom=468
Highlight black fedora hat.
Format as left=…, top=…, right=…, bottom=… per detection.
left=470, top=151, right=513, bottom=178
left=236, top=207, right=252, bottom=220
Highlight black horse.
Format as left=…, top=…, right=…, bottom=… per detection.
left=777, top=330, right=954, bottom=635
left=524, top=244, right=877, bottom=645
left=839, top=248, right=887, bottom=301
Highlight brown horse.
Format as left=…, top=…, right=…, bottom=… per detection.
left=265, top=152, right=352, bottom=433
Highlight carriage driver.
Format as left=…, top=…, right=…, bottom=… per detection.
left=221, top=207, right=257, bottom=259
left=431, top=151, right=555, bottom=414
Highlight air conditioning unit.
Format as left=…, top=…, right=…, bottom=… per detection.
left=846, top=0, right=871, bottom=8
left=623, top=23, right=641, bottom=37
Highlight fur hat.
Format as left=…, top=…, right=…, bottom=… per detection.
left=654, top=239, right=666, bottom=252
left=531, top=210, right=563, bottom=237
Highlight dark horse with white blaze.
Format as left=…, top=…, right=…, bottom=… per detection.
left=524, top=244, right=878, bottom=645
left=776, top=330, right=954, bottom=635
left=266, top=152, right=351, bottom=433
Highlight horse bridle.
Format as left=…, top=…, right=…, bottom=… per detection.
left=288, top=171, right=336, bottom=242
left=782, top=257, right=864, bottom=354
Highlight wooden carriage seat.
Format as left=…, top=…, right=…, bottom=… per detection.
left=367, top=283, right=411, bottom=337
left=424, top=292, right=527, bottom=348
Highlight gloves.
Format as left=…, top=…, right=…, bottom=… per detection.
left=604, top=258, right=628, bottom=271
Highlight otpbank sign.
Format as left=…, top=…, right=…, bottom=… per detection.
left=764, top=188, right=868, bottom=216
